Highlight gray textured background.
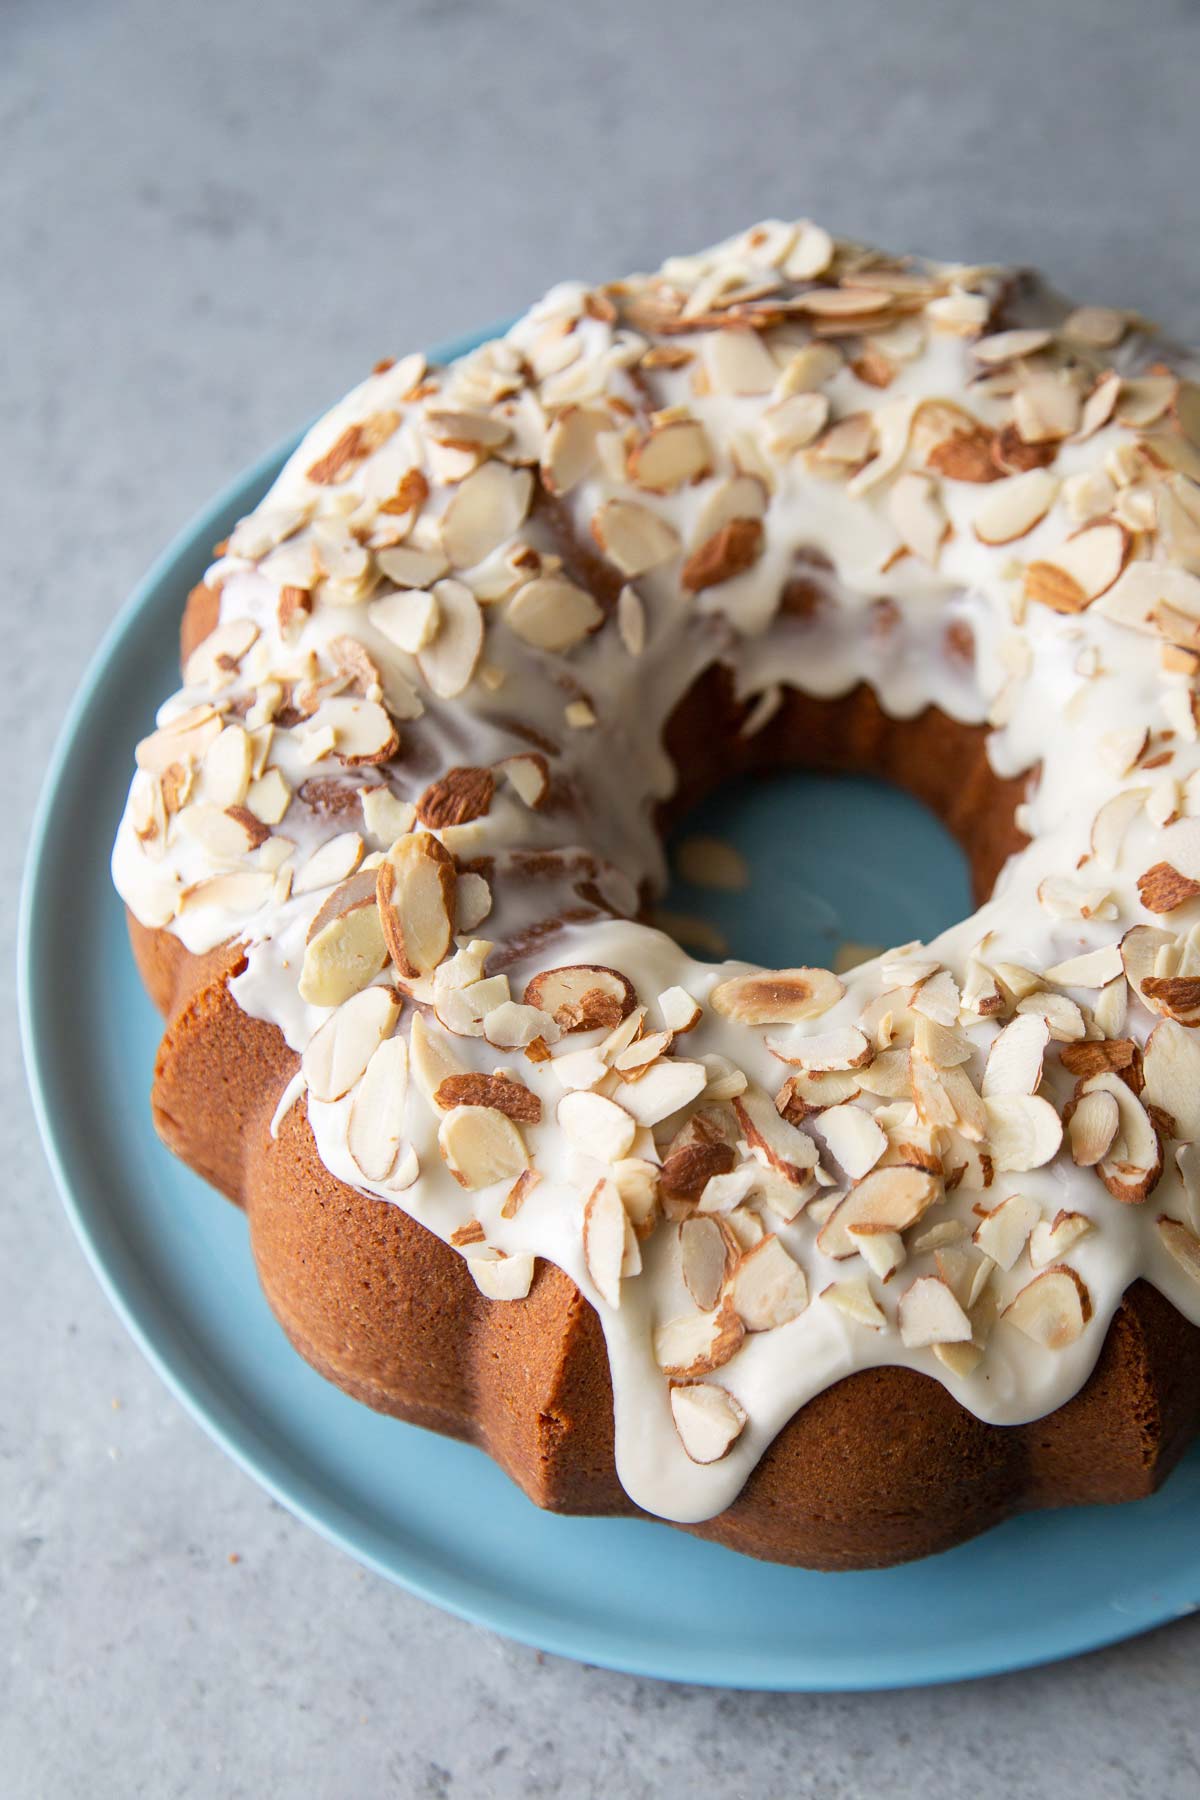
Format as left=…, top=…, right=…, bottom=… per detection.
left=5, top=1, right=1200, bottom=1794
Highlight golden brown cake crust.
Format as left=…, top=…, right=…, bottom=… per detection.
left=126, top=666, right=1200, bottom=1570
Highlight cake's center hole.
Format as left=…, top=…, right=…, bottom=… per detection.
left=661, top=770, right=972, bottom=971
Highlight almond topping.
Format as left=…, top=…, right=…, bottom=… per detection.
left=680, top=1215, right=735, bottom=1311
left=654, top=1298, right=745, bottom=1377
left=898, top=1276, right=972, bottom=1348
left=506, top=575, right=603, bottom=651
left=440, top=462, right=532, bottom=569
left=433, top=1072, right=541, bottom=1123
left=729, top=1235, right=809, bottom=1331
left=438, top=1105, right=529, bottom=1189
left=681, top=517, right=764, bottom=593
left=302, top=986, right=399, bottom=1102
left=1003, top=1266, right=1092, bottom=1348
left=583, top=1178, right=630, bottom=1307
left=1157, top=1215, right=1200, bottom=1284
left=629, top=419, right=713, bottom=494
left=710, top=966, right=843, bottom=1025
left=347, top=1035, right=411, bottom=1183
left=376, top=832, right=456, bottom=979
left=669, top=1382, right=747, bottom=1464
left=1067, top=1087, right=1120, bottom=1167
left=416, top=765, right=495, bottom=829
left=591, top=499, right=681, bottom=577
left=523, top=965, right=637, bottom=1032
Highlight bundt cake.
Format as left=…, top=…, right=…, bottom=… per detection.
left=113, top=221, right=1200, bottom=1569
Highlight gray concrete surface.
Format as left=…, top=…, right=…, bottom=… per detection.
left=4, top=0, right=1200, bottom=1794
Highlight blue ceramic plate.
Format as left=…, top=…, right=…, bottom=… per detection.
left=20, top=329, right=1200, bottom=1690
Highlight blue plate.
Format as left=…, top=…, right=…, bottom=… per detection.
left=20, top=329, right=1200, bottom=1690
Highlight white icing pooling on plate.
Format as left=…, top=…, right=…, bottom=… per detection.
left=113, top=221, right=1200, bottom=1525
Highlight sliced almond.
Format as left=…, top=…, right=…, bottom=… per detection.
left=1142, top=1019, right=1200, bottom=1141
left=817, top=1166, right=940, bottom=1259
left=681, top=518, right=764, bottom=593
left=374, top=544, right=450, bottom=590
left=1067, top=1087, right=1120, bottom=1167
left=669, top=1382, right=747, bottom=1464
left=974, top=469, right=1058, bottom=545
left=557, top=1090, right=637, bottom=1163
left=591, top=499, right=681, bottom=577
left=1075, top=1070, right=1162, bottom=1203
left=728, top=1235, right=808, bottom=1331
left=376, top=832, right=456, bottom=980
left=972, top=1191, right=1040, bottom=1270
left=654, top=1298, right=745, bottom=1377
left=469, top=1252, right=535, bottom=1302
left=1030, top=1210, right=1094, bottom=1269
left=982, top=1093, right=1062, bottom=1172
left=506, top=575, right=603, bottom=652
left=496, top=752, right=550, bottom=809
left=440, top=462, right=532, bottom=569
left=1003, top=1266, right=1092, bottom=1348
left=821, top=1276, right=886, bottom=1329
left=416, top=765, right=495, bottom=830
left=680, top=1215, right=735, bottom=1311
left=1157, top=1215, right=1200, bottom=1284
left=523, top=965, right=637, bottom=1032
left=540, top=406, right=609, bottom=496
left=416, top=579, right=484, bottom=699
left=298, top=879, right=388, bottom=1007
left=583, top=1178, right=629, bottom=1308
left=815, top=1104, right=887, bottom=1180
left=347, top=1035, right=410, bottom=1182
left=369, top=587, right=441, bottom=654
left=898, top=1276, right=972, bottom=1348
left=483, top=1001, right=560, bottom=1050
left=889, top=472, right=948, bottom=564
left=710, top=966, right=843, bottom=1025
left=628, top=419, right=712, bottom=494
left=733, top=1091, right=819, bottom=1185
left=437, top=1103, right=528, bottom=1189
left=981, top=1013, right=1049, bottom=1099
left=302, top=986, right=399, bottom=1102
left=770, top=1025, right=871, bottom=1072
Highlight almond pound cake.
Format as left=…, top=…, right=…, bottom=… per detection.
left=113, top=221, right=1200, bottom=1569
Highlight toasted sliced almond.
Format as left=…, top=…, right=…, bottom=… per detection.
left=770, top=1025, right=871, bottom=1072
left=437, top=1104, right=528, bottom=1189
left=583, top=1178, right=629, bottom=1307
left=507, top=575, right=603, bottom=652
left=898, top=1276, right=972, bottom=1348
left=981, top=1013, right=1049, bottom=1099
left=376, top=833, right=456, bottom=979
left=374, top=544, right=450, bottom=589
left=821, top=1276, right=886, bottom=1329
left=654, top=1298, right=745, bottom=1377
left=974, top=469, right=1059, bottom=545
left=982, top=1094, right=1062, bottom=1171
left=540, top=406, right=609, bottom=495
left=347, top=1035, right=410, bottom=1182
left=1003, top=1266, right=1092, bottom=1348
left=972, top=1191, right=1040, bottom=1270
left=1067, top=1087, right=1120, bottom=1167
left=440, top=462, right=532, bottom=569
left=302, top=986, right=399, bottom=1102
left=557, top=1090, right=637, bottom=1163
left=1142, top=1019, right=1200, bottom=1141
left=591, top=499, right=681, bottom=577
left=817, top=1166, right=940, bottom=1259
left=728, top=1235, right=808, bottom=1331
left=523, top=965, right=637, bottom=1032
left=815, top=1104, right=887, bottom=1180
left=483, top=1001, right=560, bottom=1050
left=416, top=579, right=484, bottom=698
left=680, top=1215, right=735, bottom=1311
left=1157, top=1215, right=1200, bottom=1284
left=627, top=416, right=712, bottom=492
left=669, top=1382, right=747, bottom=1464
left=1030, top=1210, right=1094, bottom=1269
left=1045, top=943, right=1125, bottom=987
left=710, top=967, right=843, bottom=1025
left=469, top=1252, right=535, bottom=1301
left=682, top=517, right=764, bottom=593
left=1075, top=1070, right=1162, bottom=1202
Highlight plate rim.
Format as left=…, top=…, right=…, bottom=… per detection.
left=19, top=326, right=1200, bottom=1693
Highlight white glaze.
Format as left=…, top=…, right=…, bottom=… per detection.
left=113, top=222, right=1200, bottom=1524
